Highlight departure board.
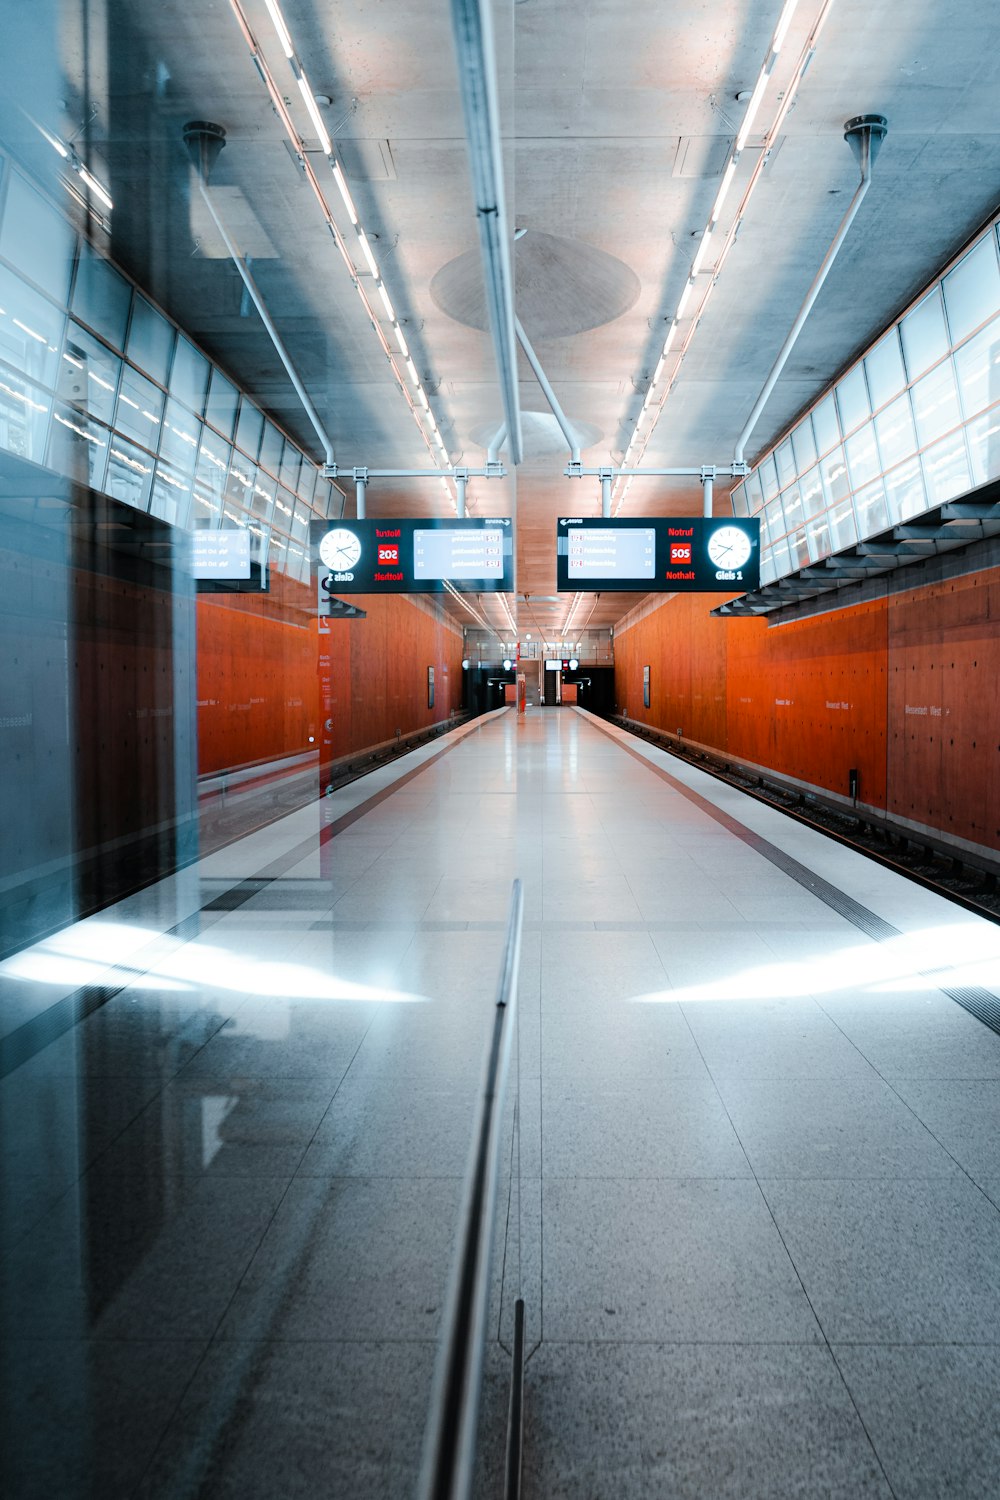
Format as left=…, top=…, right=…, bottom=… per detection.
left=556, top=517, right=760, bottom=593
left=190, top=530, right=251, bottom=579
left=312, top=517, right=514, bottom=600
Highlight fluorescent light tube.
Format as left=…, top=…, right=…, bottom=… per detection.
left=710, top=159, right=738, bottom=226
left=691, top=227, right=713, bottom=276
left=377, top=282, right=395, bottom=320
left=772, top=0, right=800, bottom=54
left=297, top=73, right=332, bottom=155
left=405, top=358, right=419, bottom=385
left=355, top=228, right=378, bottom=278
left=78, top=166, right=113, bottom=210
left=417, top=386, right=429, bottom=410
left=675, top=279, right=694, bottom=318
left=331, top=162, right=357, bottom=224
left=736, top=69, right=769, bottom=152
left=263, top=0, right=295, bottom=58
left=394, top=325, right=409, bottom=357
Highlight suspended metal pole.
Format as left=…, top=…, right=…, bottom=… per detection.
left=355, top=472, right=367, bottom=518
left=702, top=466, right=715, bottom=519
left=182, top=122, right=336, bottom=470
left=450, top=0, right=523, bottom=465
left=734, top=114, right=887, bottom=466
left=456, top=472, right=468, bottom=517
left=514, top=317, right=581, bottom=465
left=600, top=469, right=613, bottom=518
left=486, top=422, right=507, bottom=463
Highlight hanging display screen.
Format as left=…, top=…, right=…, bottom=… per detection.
left=556, top=517, right=760, bottom=592
left=311, top=517, right=514, bottom=601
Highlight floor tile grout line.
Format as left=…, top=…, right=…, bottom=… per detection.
left=672, top=993, right=901, bottom=1499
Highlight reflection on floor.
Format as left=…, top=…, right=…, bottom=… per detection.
left=3, top=706, right=1000, bottom=1498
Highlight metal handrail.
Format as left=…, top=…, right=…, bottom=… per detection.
left=417, top=878, right=524, bottom=1500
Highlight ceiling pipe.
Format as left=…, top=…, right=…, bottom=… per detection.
left=449, top=0, right=523, bottom=465
left=182, top=120, right=336, bottom=470
left=734, top=113, right=888, bottom=466
left=486, top=421, right=506, bottom=462
left=514, top=317, right=581, bottom=466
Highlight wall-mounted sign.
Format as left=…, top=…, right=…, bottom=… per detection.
left=190, top=530, right=251, bottom=579
left=312, top=518, right=514, bottom=604
left=556, top=517, right=760, bottom=593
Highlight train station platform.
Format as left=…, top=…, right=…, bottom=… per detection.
left=4, top=706, right=1000, bottom=1498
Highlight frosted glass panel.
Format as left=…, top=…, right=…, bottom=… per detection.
left=853, top=480, right=889, bottom=535
left=911, top=361, right=962, bottom=446
left=954, top=317, right=1000, bottom=418
left=943, top=234, right=1000, bottom=344
left=875, top=393, right=916, bottom=469
left=921, top=430, right=971, bottom=504
left=812, top=393, right=840, bottom=456
left=791, top=419, right=817, bottom=474
left=845, top=423, right=881, bottom=489
left=836, top=364, right=870, bottom=436
left=864, top=330, right=906, bottom=408
left=884, top=457, right=926, bottom=522
left=965, top=406, right=1000, bottom=485
left=901, top=289, right=949, bottom=380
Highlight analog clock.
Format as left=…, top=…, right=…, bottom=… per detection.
left=319, top=527, right=363, bottom=570
left=706, top=525, right=752, bottom=569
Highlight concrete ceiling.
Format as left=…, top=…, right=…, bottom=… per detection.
left=48, top=0, right=1000, bottom=636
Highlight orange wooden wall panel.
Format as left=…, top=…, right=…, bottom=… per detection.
left=197, top=585, right=463, bottom=776
left=613, top=564, right=1000, bottom=854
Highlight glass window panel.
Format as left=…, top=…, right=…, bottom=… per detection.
left=820, top=444, right=850, bottom=503
left=250, top=467, right=276, bottom=523
left=0, top=171, right=75, bottom=302
left=150, top=457, right=194, bottom=528
left=884, top=457, right=926, bottom=523
left=50, top=403, right=109, bottom=491
left=780, top=483, right=803, bottom=532
left=827, top=495, right=858, bottom=550
left=759, top=553, right=778, bottom=587
left=798, top=464, right=824, bottom=519
left=910, top=361, right=962, bottom=447
left=874, top=392, right=917, bottom=470
left=965, top=405, right=1000, bottom=486
left=71, top=242, right=131, bottom=349
left=268, top=529, right=290, bottom=572
left=744, top=469, right=764, bottom=513
left=853, top=480, right=889, bottom=536
left=0, top=369, right=51, bottom=462
left=787, top=527, right=810, bottom=568
left=159, top=396, right=201, bottom=472
left=922, top=430, right=971, bottom=505
left=769, top=535, right=791, bottom=579
left=0, top=265, right=64, bottom=389
left=791, top=419, right=817, bottom=474
left=806, top=512, right=831, bottom=564
left=106, top=434, right=154, bottom=511
left=836, top=363, right=870, bottom=436
left=63, top=324, right=119, bottom=424
left=812, top=393, right=840, bottom=456
left=953, top=316, right=1000, bottom=419
left=116, top=365, right=163, bottom=448
left=943, top=234, right=1000, bottom=345
left=192, top=431, right=232, bottom=522
left=235, top=398, right=263, bottom=459
left=205, top=366, right=239, bottom=437
left=289, top=493, right=310, bottom=540
left=731, top=483, right=748, bottom=517
left=759, top=453, right=779, bottom=502
left=170, top=336, right=209, bottom=414
left=272, top=484, right=295, bottom=526
left=279, top=443, right=302, bottom=492
left=298, top=464, right=318, bottom=504
left=900, top=288, right=949, bottom=381
left=845, top=423, right=881, bottom=489
left=127, top=294, right=173, bottom=385
left=763, top=497, right=785, bottom=546
left=775, top=438, right=796, bottom=486
left=864, top=330, right=906, bottom=409
left=225, top=454, right=255, bottom=511
left=259, top=420, right=283, bottom=475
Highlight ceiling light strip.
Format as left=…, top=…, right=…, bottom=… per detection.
left=616, top=0, right=835, bottom=506
left=225, top=0, right=453, bottom=492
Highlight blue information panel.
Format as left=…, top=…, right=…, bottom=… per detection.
left=556, top=517, right=760, bottom=593
left=311, top=517, right=514, bottom=601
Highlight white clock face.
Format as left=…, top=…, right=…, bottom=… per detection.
left=707, top=525, right=752, bottom=569
left=319, top=527, right=362, bottom=570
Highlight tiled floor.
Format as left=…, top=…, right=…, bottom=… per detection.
left=3, top=705, right=1000, bottom=1498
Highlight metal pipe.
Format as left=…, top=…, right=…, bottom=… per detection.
left=601, top=473, right=612, bottom=517
left=192, top=176, right=336, bottom=469
left=514, top=317, right=581, bottom=464
left=702, top=471, right=714, bottom=519
left=456, top=474, right=467, bottom=517
left=734, top=115, right=887, bottom=465
left=568, top=465, right=740, bottom=478
left=486, top=423, right=507, bottom=463
left=417, top=880, right=524, bottom=1500
left=338, top=467, right=500, bottom=480
left=355, top=476, right=366, bottom=518
left=450, top=0, right=523, bottom=465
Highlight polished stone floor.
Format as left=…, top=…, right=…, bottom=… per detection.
left=3, top=706, right=1000, bottom=1497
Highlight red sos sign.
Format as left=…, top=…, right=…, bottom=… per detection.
left=670, top=543, right=692, bottom=564
left=378, top=544, right=399, bottom=564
